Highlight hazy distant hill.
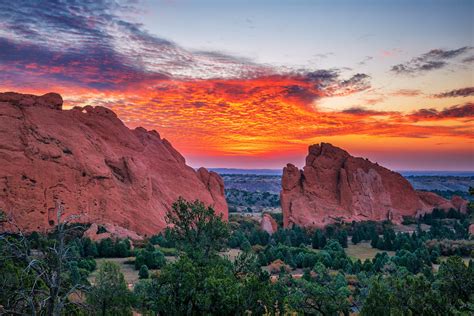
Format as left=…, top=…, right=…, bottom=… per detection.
left=220, top=174, right=281, bottom=194
left=212, top=168, right=474, bottom=178
left=210, top=168, right=282, bottom=175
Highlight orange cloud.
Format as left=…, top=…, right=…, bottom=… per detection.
left=3, top=74, right=473, bottom=169
left=45, top=77, right=469, bottom=161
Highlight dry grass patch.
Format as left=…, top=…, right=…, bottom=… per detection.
left=345, top=242, right=395, bottom=261
left=90, top=257, right=159, bottom=289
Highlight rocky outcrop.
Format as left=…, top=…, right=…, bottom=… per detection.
left=83, top=223, right=144, bottom=242
left=260, top=213, right=278, bottom=235
left=0, top=92, right=228, bottom=236
left=281, top=143, right=466, bottom=228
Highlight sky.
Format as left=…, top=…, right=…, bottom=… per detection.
left=0, top=0, right=473, bottom=170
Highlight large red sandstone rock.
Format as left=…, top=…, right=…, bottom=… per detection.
left=281, top=143, right=465, bottom=228
left=260, top=213, right=278, bottom=235
left=0, top=92, right=228, bottom=236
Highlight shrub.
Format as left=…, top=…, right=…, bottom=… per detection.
left=138, top=265, right=149, bottom=279
left=134, top=246, right=166, bottom=270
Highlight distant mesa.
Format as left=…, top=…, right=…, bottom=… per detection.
left=0, top=92, right=228, bottom=236
left=281, top=143, right=468, bottom=228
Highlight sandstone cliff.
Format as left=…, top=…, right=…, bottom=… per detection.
left=0, top=92, right=228, bottom=236
left=281, top=143, right=466, bottom=228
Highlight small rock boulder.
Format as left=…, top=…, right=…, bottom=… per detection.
left=260, top=213, right=278, bottom=235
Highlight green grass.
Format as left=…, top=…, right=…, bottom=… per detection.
left=155, top=246, right=177, bottom=256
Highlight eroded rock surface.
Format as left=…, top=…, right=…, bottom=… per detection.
left=83, top=223, right=144, bottom=241
left=281, top=143, right=466, bottom=228
left=0, top=92, right=228, bottom=236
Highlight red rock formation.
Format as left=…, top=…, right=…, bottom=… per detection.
left=281, top=143, right=465, bottom=228
left=83, top=223, right=144, bottom=242
left=260, top=213, right=278, bottom=235
left=0, top=92, right=228, bottom=236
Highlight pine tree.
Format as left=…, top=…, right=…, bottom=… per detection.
left=139, top=265, right=149, bottom=279
left=351, top=231, right=360, bottom=245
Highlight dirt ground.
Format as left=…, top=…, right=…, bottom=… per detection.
left=393, top=223, right=431, bottom=233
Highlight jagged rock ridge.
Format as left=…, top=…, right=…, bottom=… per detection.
left=0, top=92, right=228, bottom=236
left=281, top=143, right=467, bottom=228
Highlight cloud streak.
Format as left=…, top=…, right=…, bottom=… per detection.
left=407, top=103, right=474, bottom=121
left=433, top=87, right=474, bottom=98
left=391, top=47, right=472, bottom=75
left=390, top=89, right=422, bottom=97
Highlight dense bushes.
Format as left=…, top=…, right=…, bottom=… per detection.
left=97, top=238, right=132, bottom=258
left=372, top=217, right=470, bottom=254
left=149, top=228, right=176, bottom=248
left=361, top=257, right=474, bottom=315
left=70, top=236, right=132, bottom=258
left=421, top=207, right=468, bottom=224
left=134, top=243, right=166, bottom=270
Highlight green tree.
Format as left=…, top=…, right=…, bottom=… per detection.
left=87, top=261, right=132, bottom=316
left=338, top=230, right=348, bottom=248
left=0, top=205, right=89, bottom=315
left=147, top=256, right=241, bottom=314
left=97, top=238, right=115, bottom=257
left=138, top=265, right=149, bottom=279
left=288, top=265, right=350, bottom=315
left=134, top=245, right=166, bottom=270
left=82, top=237, right=98, bottom=258
left=362, top=277, right=392, bottom=315
left=241, top=238, right=252, bottom=252
left=166, top=198, right=229, bottom=261
left=362, top=273, right=463, bottom=315
left=312, top=229, right=326, bottom=249
left=436, top=256, right=474, bottom=310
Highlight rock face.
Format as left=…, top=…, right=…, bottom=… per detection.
left=281, top=143, right=466, bottom=228
left=0, top=92, right=228, bottom=236
left=260, top=213, right=278, bottom=235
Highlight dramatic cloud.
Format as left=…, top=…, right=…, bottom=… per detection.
left=0, top=0, right=370, bottom=99
left=340, top=104, right=474, bottom=122
left=433, top=87, right=474, bottom=98
left=0, top=0, right=271, bottom=84
left=391, top=47, right=472, bottom=75
left=68, top=80, right=472, bottom=157
left=408, top=103, right=474, bottom=121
